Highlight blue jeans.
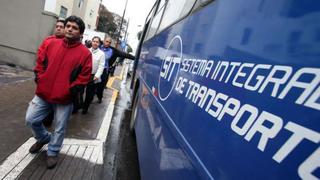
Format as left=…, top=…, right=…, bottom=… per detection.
left=25, top=95, right=73, bottom=156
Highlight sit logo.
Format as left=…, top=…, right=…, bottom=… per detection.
left=158, top=35, right=182, bottom=101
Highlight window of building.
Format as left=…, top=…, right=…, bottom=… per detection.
left=59, top=6, right=68, bottom=18
left=78, top=0, right=84, bottom=8
left=90, top=9, right=94, bottom=17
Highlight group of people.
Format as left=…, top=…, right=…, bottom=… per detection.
left=79, top=36, right=135, bottom=114
left=25, top=16, right=134, bottom=169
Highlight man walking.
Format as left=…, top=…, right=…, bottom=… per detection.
left=37, top=19, right=65, bottom=58
left=25, top=16, right=92, bottom=169
left=37, top=19, right=65, bottom=127
left=96, top=37, right=135, bottom=103
left=82, top=36, right=105, bottom=114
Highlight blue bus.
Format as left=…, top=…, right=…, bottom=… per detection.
left=130, top=0, right=320, bottom=179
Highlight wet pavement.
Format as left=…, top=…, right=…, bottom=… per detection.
left=0, top=62, right=35, bottom=163
left=103, top=68, right=140, bottom=180
left=0, top=61, right=140, bottom=179
left=0, top=62, right=33, bottom=85
left=0, top=80, right=34, bottom=163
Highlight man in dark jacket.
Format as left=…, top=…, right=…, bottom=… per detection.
left=96, top=37, right=135, bottom=103
left=25, top=15, right=92, bottom=169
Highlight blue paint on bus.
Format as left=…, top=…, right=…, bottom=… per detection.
left=132, top=0, right=320, bottom=179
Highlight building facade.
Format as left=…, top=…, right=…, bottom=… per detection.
left=83, top=0, right=101, bottom=30
left=45, top=0, right=101, bottom=30
left=0, top=0, right=101, bottom=69
left=0, top=0, right=58, bottom=69
left=55, top=0, right=74, bottom=19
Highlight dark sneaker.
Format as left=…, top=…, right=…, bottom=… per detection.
left=29, top=141, right=47, bottom=154
left=46, top=155, right=58, bottom=169
left=97, top=99, right=102, bottom=103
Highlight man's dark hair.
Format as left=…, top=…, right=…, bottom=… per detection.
left=65, top=15, right=85, bottom=34
left=92, top=36, right=101, bottom=42
left=85, top=39, right=92, bottom=48
left=56, top=19, right=65, bottom=25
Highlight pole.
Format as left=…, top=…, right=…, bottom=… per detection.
left=124, top=18, right=130, bottom=43
left=116, top=0, right=128, bottom=48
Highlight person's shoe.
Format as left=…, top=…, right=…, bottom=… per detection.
left=29, top=141, right=47, bottom=154
left=46, top=155, right=58, bottom=169
left=97, top=99, right=102, bottom=103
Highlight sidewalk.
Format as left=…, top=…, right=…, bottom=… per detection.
left=0, top=62, right=33, bottom=85
left=0, top=64, right=127, bottom=179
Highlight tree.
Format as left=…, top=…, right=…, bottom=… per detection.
left=97, top=4, right=128, bottom=40
left=97, top=5, right=117, bottom=37
left=112, top=13, right=128, bottom=41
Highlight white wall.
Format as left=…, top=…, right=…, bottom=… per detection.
left=83, top=0, right=100, bottom=30
left=0, top=0, right=58, bottom=69
left=44, top=0, right=57, bottom=13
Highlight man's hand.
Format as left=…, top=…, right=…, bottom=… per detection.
left=128, top=54, right=135, bottom=60
left=34, top=71, right=39, bottom=83
left=93, top=76, right=98, bottom=81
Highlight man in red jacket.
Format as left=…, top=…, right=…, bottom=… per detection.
left=37, top=19, right=65, bottom=58
left=25, top=16, right=92, bottom=169
left=38, top=19, right=65, bottom=127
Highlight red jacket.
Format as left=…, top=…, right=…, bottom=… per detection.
left=37, top=35, right=64, bottom=61
left=34, top=38, right=92, bottom=104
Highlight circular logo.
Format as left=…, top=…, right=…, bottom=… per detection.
left=158, top=35, right=182, bottom=101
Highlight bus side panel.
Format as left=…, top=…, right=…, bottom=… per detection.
left=136, top=0, right=320, bottom=179
left=134, top=81, right=201, bottom=180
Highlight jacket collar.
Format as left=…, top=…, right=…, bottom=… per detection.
left=90, top=47, right=100, bottom=53
left=101, top=45, right=112, bottom=51
left=63, top=38, right=81, bottom=48
left=55, top=35, right=65, bottom=39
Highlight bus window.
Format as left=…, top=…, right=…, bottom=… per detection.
left=158, top=0, right=196, bottom=32
left=144, top=0, right=166, bottom=41
left=158, top=0, right=166, bottom=12
left=143, top=1, right=158, bottom=42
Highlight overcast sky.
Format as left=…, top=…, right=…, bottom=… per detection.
left=102, top=0, right=156, bottom=50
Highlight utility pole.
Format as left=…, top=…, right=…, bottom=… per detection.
left=124, top=18, right=130, bottom=43
left=116, top=0, right=128, bottom=48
